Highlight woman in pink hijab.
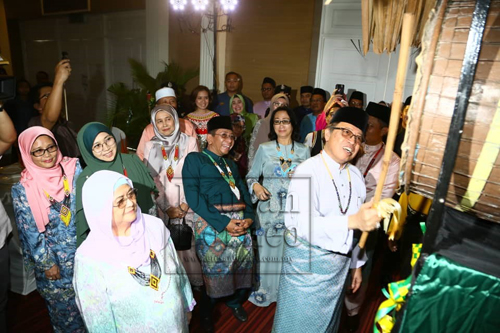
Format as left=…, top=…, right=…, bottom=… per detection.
left=11, top=126, right=85, bottom=332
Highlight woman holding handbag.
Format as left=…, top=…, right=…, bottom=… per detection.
left=143, top=104, right=203, bottom=287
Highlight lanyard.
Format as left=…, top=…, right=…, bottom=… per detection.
left=321, top=151, right=352, bottom=215
left=363, top=145, right=384, bottom=178
left=203, top=151, right=241, bottom=200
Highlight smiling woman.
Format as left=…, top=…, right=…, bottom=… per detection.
left=75, top=122, right=157, bottom=247
left=186, top=85, right=219, bottom=150
left=11, top=126, right=85, bottom=332
left=246, top=107, right=310, bottom=307
left=143, top=105, right=202, bottom=287
left=229, top=94, right=258, bottom=145
left=73, top=170, right=195, bottom=332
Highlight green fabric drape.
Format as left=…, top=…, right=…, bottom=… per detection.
left=75, top=122, right=157, bottom=247
left=399, top=254, right=500, bottom=332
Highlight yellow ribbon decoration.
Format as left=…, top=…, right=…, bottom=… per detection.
left=374, top=223, right=425, bottom=333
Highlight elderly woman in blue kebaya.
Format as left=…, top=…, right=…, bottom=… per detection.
left=73, top=170, right=195, bottom=332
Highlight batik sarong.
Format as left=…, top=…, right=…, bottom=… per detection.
left=272, top=230, right=350, bottom=332
left=194, top=204, right=254, bottom=298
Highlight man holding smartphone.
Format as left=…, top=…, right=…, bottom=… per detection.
left=28, top=58, right=80, bottom=158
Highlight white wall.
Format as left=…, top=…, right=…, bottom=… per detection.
left=315, top=0, right=417, bottom=105
left=20, top=10, right=146, bottom=130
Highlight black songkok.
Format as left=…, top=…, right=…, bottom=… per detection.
left=300, top=85, right=314, bottom=94
left=366, top=102, right=391, bottom=126
left=329, top=107, right=369, bottom=134
left=274, top=84, right=291, bottom=95
left=312, top=88, right=327, bottom=101
left=208, top=116, right=233, bottom=132
left=349, top=91, right=364, bottom=103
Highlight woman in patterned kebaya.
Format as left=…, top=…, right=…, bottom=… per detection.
left=143, top=104, right=202, bottom=287
left=12, top=126, right=85, bottom=332
left=186, top=85, right=219, bottom=149
left=246, top=106, right=310, bottom=307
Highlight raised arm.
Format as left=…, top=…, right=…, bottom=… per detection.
left=40, top=60, right=72, bottom=130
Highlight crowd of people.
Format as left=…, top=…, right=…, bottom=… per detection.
left=0, top=59, right=414, bottom=333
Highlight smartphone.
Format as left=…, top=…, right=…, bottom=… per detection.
left=335, top=84, right=345, bottom=96
left=61, top=51, right=69, bottom=60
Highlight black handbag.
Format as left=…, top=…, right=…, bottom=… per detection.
left=167, top=217, right=193, bottom=251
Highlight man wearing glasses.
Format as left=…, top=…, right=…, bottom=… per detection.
left=28, top=59, right=80, bottom=158
left=253, top=77, right=276, bottom=119
left=214, top=72, right=254, bottom=116
left=273, top=107, right=381, bottom=332
left=183, top=116, right=255, bottom=332
left=345, top=102, right=400, bottom=331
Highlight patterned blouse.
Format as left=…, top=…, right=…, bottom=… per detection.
left=186, top=111, right=219, bottom=150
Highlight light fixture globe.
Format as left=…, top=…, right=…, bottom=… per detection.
left=220, top=0, right=238, bottom=11
left=192, top=0, right=209, bottom=11
left=170, top=0, right=188, bottom=10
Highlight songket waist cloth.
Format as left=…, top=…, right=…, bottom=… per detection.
left=273, top=230, right=351, bottom=333
left=194, top=203, right=254, bottom=298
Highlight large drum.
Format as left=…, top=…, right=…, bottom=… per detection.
left=402, top=0, right=500, bottom=223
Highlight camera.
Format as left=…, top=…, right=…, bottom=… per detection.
left=0, top=75, right=16, bottom=101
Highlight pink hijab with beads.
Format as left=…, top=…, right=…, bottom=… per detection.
left=18, top=126, right=78, bottom=232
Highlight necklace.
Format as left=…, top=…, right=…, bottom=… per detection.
left=363, top=144, right=384, bottom=178
left=128, top=250, right=164, bottom=291
left=321, top=152, right=352, bottom=215
left=161, top=144, right=179, bottom=182
left=44, top=165, right=72, bottom=226
left=276, top=140, right=295, bottom=176
left=203, top=151, right=241, bottom=200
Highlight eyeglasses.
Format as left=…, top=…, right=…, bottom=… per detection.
left=113, top=188, right=138, bottom=209
left=330, top=127, right=364, bottom=144
left=350, top=101, right=363, bottom=108
left=92, top=135, right=116, bottom=153
left=273, top=102, right=287, bottom=107
left=273, top=119, right=291, bottom=125
left=30, top=144, right=58, bottom=157
left=226, top=79, right=240, bottom=83
left=261, top=87, right=273, bottom=92
left=214, top=133, right=236, bottom=141
left=232, top=124, right=246, bottom=130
